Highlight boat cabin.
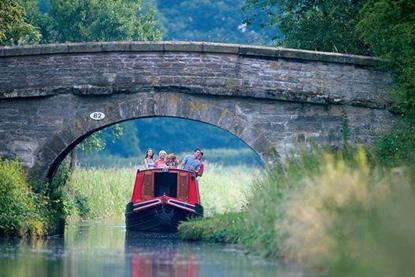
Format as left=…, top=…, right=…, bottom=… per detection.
left=125, top=168, right=203, bottom=232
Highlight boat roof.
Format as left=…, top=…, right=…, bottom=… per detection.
left=137, top=168, right=193, bottom=174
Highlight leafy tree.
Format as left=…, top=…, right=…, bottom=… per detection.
left=358, top=0, right=415, bottom=115
left=244, top=0, right=370, bottom=54
left=358, top=0, right=415, bottom=167
left=21, top=0, right=162, bottom=43
left=0, top=0, right=40, bottom=45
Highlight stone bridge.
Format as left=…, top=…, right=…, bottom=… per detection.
left=0, top=42, right=395, bottom=182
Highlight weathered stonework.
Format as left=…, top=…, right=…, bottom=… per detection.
left=0, top=42, right=396, bottom=182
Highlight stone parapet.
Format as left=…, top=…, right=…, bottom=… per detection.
left=0, top=42, right=392, bottom=109
left=0, top=41, right=381, bottom=66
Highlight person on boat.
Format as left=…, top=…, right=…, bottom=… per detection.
left=166, top=153, right=179, bottom=168
left=181, top=148, right=202, bottom=176
left=155, top=150, right=167, bottom=168
left=143, top=148, right=155, bottom=169
left=196, top=151, right=204, bottom=177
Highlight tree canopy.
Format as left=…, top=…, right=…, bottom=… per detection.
left=0, top=0, right=40, bottom=45
left=358, top=0, right=415, bottom=115
left=5, top=0, right=163, bottom=45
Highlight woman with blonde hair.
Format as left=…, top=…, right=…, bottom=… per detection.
left=154, top=150, right=167, bottom=168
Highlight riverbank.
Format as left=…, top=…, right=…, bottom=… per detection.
left=178, top=148, right=415, bottom=276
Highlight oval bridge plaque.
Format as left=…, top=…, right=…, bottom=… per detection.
left=89, top=112, right=105, bottom=121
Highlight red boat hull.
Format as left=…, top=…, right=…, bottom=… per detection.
left=125, top=169, right=203, bottom=232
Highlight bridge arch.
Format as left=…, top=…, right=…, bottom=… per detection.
left=36, top=92, right=277, bottom=182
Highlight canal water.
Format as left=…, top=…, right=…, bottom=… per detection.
left=0, top=221, right=313, bottom=276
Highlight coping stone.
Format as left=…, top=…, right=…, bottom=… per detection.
left=163, top=41, right=203, bottom=52
left=0, top=41, right=382, bottom=66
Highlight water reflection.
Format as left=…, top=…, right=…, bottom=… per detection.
left=0, top=221, right=311, bottom=277
left=126, top=232, right=199, bottom=277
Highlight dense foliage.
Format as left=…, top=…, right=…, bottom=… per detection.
left=16, top=0, right=162, bottom=44
left=244, top=0, right=370, bottom=54
left=0, top=0, right=40, bottom=45
left=0, top=159, right=47, bottom=237
left=358, top=0, right=415, bottom=115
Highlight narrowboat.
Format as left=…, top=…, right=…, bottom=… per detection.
left=125, top=168, right=204, bottom=232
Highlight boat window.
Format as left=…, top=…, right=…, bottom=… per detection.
left=154, top=172, right=178, bottom=197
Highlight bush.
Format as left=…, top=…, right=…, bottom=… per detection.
left=179, top=147, right=415, bottom=276
left=0, top=159, right=47, bottom=237
left=280, top=150, right=415, bottom=276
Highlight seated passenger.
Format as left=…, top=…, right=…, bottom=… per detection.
left=155, top=150, right=167, bottom=168
left=143, top=148, right=155, bottom=169
left=196, top=151, right=204, bottom=177
left=181, top=148, right=202, bottom=176
left=166, top=153, right=179, bottom=168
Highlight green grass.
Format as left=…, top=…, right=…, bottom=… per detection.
left=65, top=163, right=261, bottom=220
left=65, top=168, right=136, bottom=220
left=178, top=212, right=245, bottom=243
left=198, top=163, right=260, bottom=216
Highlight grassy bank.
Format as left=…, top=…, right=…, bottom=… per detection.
left=178, top=148, right=415, bottom=276
left=64, top=163, right=260, bottom=220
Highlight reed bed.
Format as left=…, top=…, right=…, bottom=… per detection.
left=65, top=163, right=261, bottom=220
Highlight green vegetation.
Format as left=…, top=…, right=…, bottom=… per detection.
left=198, top=164, right=260, bottom=216
left=358, top=0, right=415, bottom=115
left=179, top=148, right=415, bottom=275
left=64, top=168, right=135, bottom=220
left=0, top=159, right=47, bottom=237
left=1, top=0, right=162, bottom=46
left=244, top=0, right=369, bottom=54
left=179, top=147, right=324, bottom=254
left=178, top=212, right=244, bottom=243
left=0, top=0, right=40, bottom=45
left=64, top=163, right=258, bottom=220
